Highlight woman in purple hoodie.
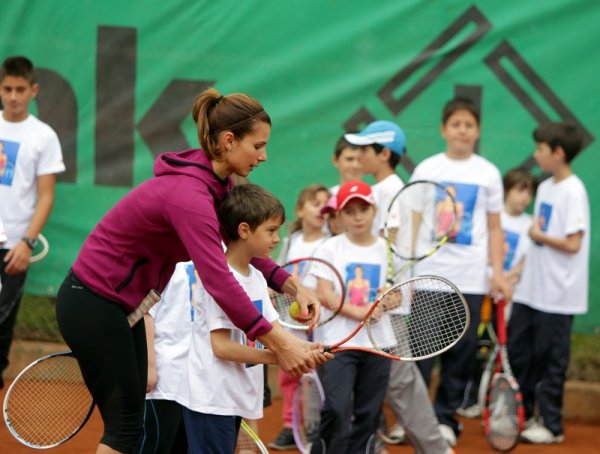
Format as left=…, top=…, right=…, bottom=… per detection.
left=55, top=88, right=330, bottom=454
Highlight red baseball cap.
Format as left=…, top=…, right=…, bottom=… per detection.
left=336, top=180, right=375, bottom=210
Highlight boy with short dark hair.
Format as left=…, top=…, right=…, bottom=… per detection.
left=510, top=122, right=590, bottom=444
left=0, top=56, right=64, bottom=387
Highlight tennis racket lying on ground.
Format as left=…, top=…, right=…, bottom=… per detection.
left=383, top=180, right=457, bottom=282
left=292, top=370, right=326, bottom=454
left=236, top=419, right=269, bottom=454
left=270, top=257, right=345, bottom=330
left=324, top=275, right=469, bottom=361
left=3, top=289, right=161, bottom=449
left=483, top=298, right=524, bottom=452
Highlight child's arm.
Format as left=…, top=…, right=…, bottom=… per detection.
left=488, top=213, right=512, bottom=301
left=505, top=257, right=525, bottom=287
left=211, top=328, right=278, bottom=365
left=144, top=314, right=158, bottom=392
left=317, top=278, right=368, bottom=320
left=529, top=223, right=583, bottom=254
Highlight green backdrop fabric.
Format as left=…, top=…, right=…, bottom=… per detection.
left=1, top=1, right=598, bottom=332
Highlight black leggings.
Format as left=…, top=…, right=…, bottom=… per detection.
left=56, top=272, right=147, bottom=453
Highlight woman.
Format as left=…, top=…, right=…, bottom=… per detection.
left=56, top=88, right=330, bottom=454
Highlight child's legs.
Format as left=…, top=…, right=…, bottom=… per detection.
left=349, top=353, right=391, bottom=454
left=181, top=407, right=240, bottom=454
left=386, top=361, right=448, bottom=454
left=507, top=302, right=537, bottom=419
left=279, top=368, right=301, bottom=427
left=140, top=399, right=187, bottom=454
left=433, top=293, right=483, bottom=434
left=535, top=312, right=573, bottom=435
left=313, top=351, right=358, bottom=453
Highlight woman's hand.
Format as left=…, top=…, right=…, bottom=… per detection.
left=282, top=275, right=322, bottom=329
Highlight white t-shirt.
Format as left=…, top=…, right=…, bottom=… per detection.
left=0, top=113, right=65, bottom=248
left=312, top=234, right=393, bottom=348
left=500, top=210, right=532, bottom=303
left=410, top=153, right=503, bottom=294
left=146, top=261, right=197, bottom=401
left=175, top=264, right=278, bottom=419
left=519, top=175, right=590, bottom=314
left=372, top=173, right=404, bottom=235
left=277, top=231, right=328, bottom=265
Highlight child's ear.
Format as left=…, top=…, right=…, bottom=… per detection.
left=554, top=146, right=566, bottom=162
left=238, top=222, right=250, bottom=239
left=31, top=83, right=40, bottom=99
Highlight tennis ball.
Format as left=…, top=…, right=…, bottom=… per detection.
left=289, top=301, right=312, bottom=323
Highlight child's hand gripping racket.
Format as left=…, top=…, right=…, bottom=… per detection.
left=383, top=180, right=457, bottom=282
left=2, top=289, right=161, bottom=449
left=483, top=298, right=524, bottom=452
left=270, top=257, right=345, bottom=330
left=324, top=275, right=469, bottom=361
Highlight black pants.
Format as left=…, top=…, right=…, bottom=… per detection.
left=0, top=249, right=28, bottom=378
left=311, top=350, right=391, bottom=454
left=417, top=293, right=483, bottom=436
left=56, top=272, right=147, bottom=453
left=507, top=303, right=572, bottom=435
left=140, top=399, right=188, bottom=453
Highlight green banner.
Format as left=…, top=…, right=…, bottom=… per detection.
left=1, top=1, right=598, bottom=332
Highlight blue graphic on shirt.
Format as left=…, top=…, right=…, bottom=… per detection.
left=438, top=181, right=479, bottom=245
left=502, top=229, right=520, bottom=271
left=0, top=140, right=19, bottom=186
left=345, top=263, right=381, bottom=306
left=284, top=261, right=305, bottom=278
left=184, top=264, right=197, bottom=321
left=534, top=202, right=552, bottom=246
left=242, top=299, right=265, bottom=368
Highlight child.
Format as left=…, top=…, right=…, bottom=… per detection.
left=173, top=183, right=285, bottom=452
left=410, top=97, right=511, bottom=447
left=329, top=136, right=363, bottom=196
left=510, top=122, right=589, bottom=444
left=270, top=184, right=330, bottom=451
left=345, top=120, right=406, bottom=236
left=310, top=180, right=392, bottom=453
left=320, top=195, right=345, bottom=236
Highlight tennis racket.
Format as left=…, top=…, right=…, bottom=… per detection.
left=270, top=257, right=345, bottom=330
left=477, top=295, right=498, bottom=414
left=29, top=233, right=49, bottom=263
left=483, top=298, right=524, bottom=452
left=383, top=180, right=457, bottom=281
left=292, top=371, right=325, bottom=454
left=3, top=289, right=161, bottom=449
left=236, top=419, right=269, bottom=454
left=324, top=275, right=469, bottom=361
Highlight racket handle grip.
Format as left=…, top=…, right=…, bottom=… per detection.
left=323, top=346, right=332, bottom=353
left=127, top=289, right=161, bottom=327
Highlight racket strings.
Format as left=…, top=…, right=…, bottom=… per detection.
left=488, top=376, right=520, bottom=449
left=368, top=277, right=468, bottom=360
left=235, top=420, right=265, bottom=453
left=5, top=355, right=92, bottom=447
left=293, top=374, right=323, bottom=453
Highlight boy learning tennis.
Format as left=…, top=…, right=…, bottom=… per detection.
left=310, top=180, right=393, bottom=453
left=172, top=183, right=289, bottom=452
left=411, top=97, right=511, bottom=447
left=510, top=122, right=589, bottom=444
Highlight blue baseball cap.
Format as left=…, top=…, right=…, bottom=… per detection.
left=344, top=120, right=406, bottom=156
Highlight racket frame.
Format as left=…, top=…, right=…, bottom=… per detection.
left=238, top=419, right=269, bottom=454
left=292, top=370, right=325, bottom=454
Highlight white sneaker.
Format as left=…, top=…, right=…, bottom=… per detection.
left=377, top=423, right=405, bottom=445
left=456, top=404, right=481, bottom=418
left=439, top=424, right=457, bottom=447
left=520, top=424, right=565, bottom=444
left=524, top=417, right=539, bottom=430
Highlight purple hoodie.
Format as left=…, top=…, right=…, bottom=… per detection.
left=71, top=148, right=289, bottom=340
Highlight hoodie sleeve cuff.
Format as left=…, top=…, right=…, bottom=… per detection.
left=245, top=315, right=273, bottom=341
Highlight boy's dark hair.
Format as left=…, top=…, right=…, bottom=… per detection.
left=1, top=56, right=35, bottom=84
left=503, top=167, right=537, bottom=198
left=441, top=97, right=480, bottom=126
left=333, top=136, right=361, bottom=158
left=372, top=143, right=401, bottom=170
left=533, top=122, right=583, bottom=163
left=218, top=183, right=285, bottom=241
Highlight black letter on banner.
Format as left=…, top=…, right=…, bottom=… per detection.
left=95, top=26, right=136, bottom=186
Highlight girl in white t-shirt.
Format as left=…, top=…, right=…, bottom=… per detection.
left=311, top=180, right=392, bottom=453
left=270, top=184, right=330, bottom=450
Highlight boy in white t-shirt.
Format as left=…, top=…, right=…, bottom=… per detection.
left=410, top=97, right=511, bottom=447
left=0, top=56, right=65, bottom=388
left=511, top=122, right=590, bottom=444
left=329, top=135, right=363, bottom=198
left=173, top=184, right=286, bottom=452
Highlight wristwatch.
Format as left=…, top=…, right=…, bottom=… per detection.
left=22, top=236, right=39, bottom=250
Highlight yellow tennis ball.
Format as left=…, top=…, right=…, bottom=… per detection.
left=289, top=301, right=302, bottom=318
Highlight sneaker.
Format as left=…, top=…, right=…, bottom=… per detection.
left=439, top=424, right=457, bottom=447
left=524, top=417, right=539, bottom=430
left=520, top=424, right=565, bottom=444
left=377, top=423, right=405, bottom=444
left=268, top=427, right=297, bottom=450
left=456, top=404, right=481, bottom=418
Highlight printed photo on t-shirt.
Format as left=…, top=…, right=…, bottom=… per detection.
left=185, top=263, right=198, bottom=322
left=242, top=298, right=266, bottom=368
left=345, top=263, right=381, bottom=306
left=0, top=140, right=19, bottom=186
left=537, top=203, right=552, bottom=233
left=503, top=229, right=520, bottom=271
left=438, top=181, right=479, bottom=245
